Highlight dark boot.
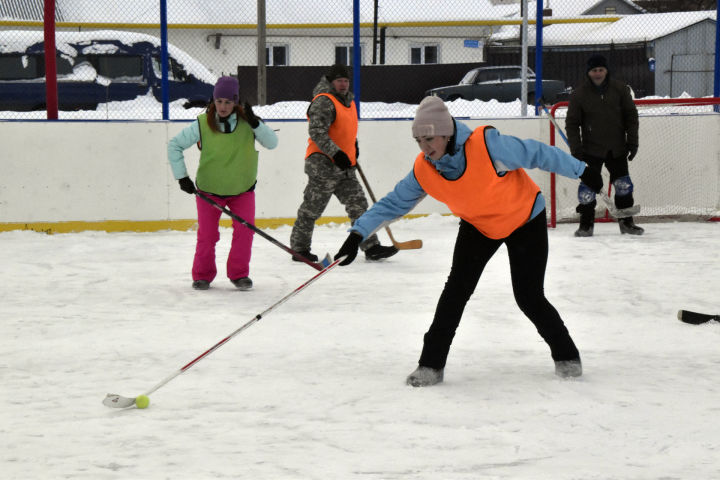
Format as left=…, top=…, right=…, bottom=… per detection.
left=364, top=244, right=398, bottom=261
left=192, top=280, right=210, bottom=290
left=619, top=217, right=644, bottom=235
left=292, top=250, right=318, bottom=262
left=230, top=277, right=253, bottom=290
left=574, top=202, right=595, bottom=237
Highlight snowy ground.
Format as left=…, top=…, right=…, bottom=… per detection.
left=1, top=216, right=718, bottom=479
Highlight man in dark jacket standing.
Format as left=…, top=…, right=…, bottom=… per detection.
left=566, top=54, right=644, bottom=237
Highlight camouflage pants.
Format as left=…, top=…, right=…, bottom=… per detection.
left=290, top=154, right=379, bottom=252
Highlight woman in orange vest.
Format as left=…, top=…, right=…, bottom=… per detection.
left=335, top=96, right=603, bottom=386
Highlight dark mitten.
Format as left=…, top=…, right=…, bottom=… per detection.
left=243, top=102, right=260, bottom=128
left=627, top=144, right=638, bottom=161
left=355, top=140, right=359, bottom=160
left=178, top=176, right=196, bottom=194
left=335, top=232, right=363, bottom=266
left=571, top=151, right=583, bottom=162
left=333, top=150, right=352, bottom=170
left=579, top=164, right=603, bottom=193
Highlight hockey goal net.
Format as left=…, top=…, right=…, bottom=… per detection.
left=545, top=97, right=720, bottom=227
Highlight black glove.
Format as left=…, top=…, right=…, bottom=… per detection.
left=333, top=150, right=352, bottom=170
left=178, top=176, right=196, bottom=194
left=571, top=151, right=583, bottom=162
left=579, top=164, right=603, bottom=194
left=243, top=102, right=260, bottom=129
left=355, top=140, right=359, bottom=160
left=627, top=144, right=638, bottom=161
left=335, top=232, right=363, bottom=266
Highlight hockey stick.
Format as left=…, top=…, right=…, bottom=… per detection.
left=195, top=191, right=331, bottom=270
left=677, top=310, right=720, bottom=325
left=540, top=104, right=640, bottom=219
left=354, top=162, right=423, bottom=250
left=103, top=256, right=346, bottom=409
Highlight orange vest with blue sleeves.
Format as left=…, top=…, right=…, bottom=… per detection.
left=305, top=93, right=358, bottom=165
left=413, top=126, right=541, bottom=240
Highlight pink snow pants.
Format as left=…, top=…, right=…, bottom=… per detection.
left=192, top=190, right=255, bottom=283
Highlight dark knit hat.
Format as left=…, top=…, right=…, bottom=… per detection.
left=586, top=54, right=608, bottom=72
left=412, top=96, right=454, bottom=137
left=326, top=63, right=350, bottom=82
left=213, top=76, right=239, bottom=102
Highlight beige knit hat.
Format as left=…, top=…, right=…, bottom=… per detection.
left=412, top=96, right=454, bottom=137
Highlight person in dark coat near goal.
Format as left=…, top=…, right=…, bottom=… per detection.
left=566, top=53, right=644, bottom=237
left=334, top=96, right=604, bottom=386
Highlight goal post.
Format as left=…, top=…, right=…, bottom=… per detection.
left=546, top=98, right=720, bottom=228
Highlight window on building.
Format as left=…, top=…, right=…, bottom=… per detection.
left=410, top=45, right=438, bottom=64
left=604, top=7, right=617, bottom=14
left=335, top=45, right=363, bottom=66
left=266, top=45, right=288, bottom=66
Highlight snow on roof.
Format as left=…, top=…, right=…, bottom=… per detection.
left=0, top=29, right=217, bottom=84
left=491, top=10, right=717, bottom=45
left=18, top=0, right=633, bottom=25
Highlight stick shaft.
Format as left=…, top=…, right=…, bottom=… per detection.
left=196, top=191, right=323, bottom=271
left=355, top=162, right=422, bottom=249
left=141, top=257, right=344, bottom=397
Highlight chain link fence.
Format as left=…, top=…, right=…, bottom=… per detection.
left=1, top=1, right=717, bottom=120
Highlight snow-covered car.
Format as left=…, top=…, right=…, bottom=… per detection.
left=425, top=66, right=568, bottom=104
left=0, top=30, right=217, bottom=111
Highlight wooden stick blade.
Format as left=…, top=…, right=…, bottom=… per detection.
left=393, top=239, right=423, bottom=250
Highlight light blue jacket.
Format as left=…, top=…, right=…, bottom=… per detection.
left=168, top=113, right=278, bottom=180
left=351, top=120, right=587, bottom=239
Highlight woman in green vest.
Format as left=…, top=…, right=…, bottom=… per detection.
left=168, top=76, right=278, bottom=291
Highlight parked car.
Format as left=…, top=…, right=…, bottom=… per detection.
left=0, top=30, right=217, bottom=111
left=425, top=66, right=568, bottom=104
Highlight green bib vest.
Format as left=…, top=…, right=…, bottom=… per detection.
left=196, top=113, right=258, bottom=195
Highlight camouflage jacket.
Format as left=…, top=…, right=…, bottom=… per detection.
left=306, top=75, right=355, bottom=159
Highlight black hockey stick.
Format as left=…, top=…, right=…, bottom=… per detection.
left=677, top=310, right=720, bottom=325
left=540, top=103, right=640, bottom=219
left=195, top=191, right=331, bottom=271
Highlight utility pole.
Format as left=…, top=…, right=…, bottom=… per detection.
left=257, top=0, right=267, bottom=105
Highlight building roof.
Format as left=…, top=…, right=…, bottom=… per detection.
left=1, top=0, right=643, bottom=24
left=491, top=10, right=717, bottom=45
left=0, top=0, right=65, bottom=21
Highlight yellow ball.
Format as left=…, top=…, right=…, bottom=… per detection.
left=135, top=395, right=150, bottom=409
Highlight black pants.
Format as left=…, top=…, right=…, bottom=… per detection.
left=418, top=212, right=580, bottom=369
left=579, top=152, right=635, bottom=212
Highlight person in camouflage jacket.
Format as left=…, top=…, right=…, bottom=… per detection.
left=290, top=64, right=397, bottom=262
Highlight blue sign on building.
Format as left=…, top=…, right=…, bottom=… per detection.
left=464, top=39, right=480, bottom=48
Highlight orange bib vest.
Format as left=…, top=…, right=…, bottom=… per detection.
left=305, top=93, right=358, bottom=165
left=413, top=126, right=541, bottom=240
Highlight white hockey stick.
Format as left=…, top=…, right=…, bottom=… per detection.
left=541, top=104, right=641, bottom=219
left=103, top=256, right=346, bottom=408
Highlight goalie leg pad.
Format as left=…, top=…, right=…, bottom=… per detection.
left=577, top=183, right=597, bottom=204
left=613, top=175, right=635, bottom=209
